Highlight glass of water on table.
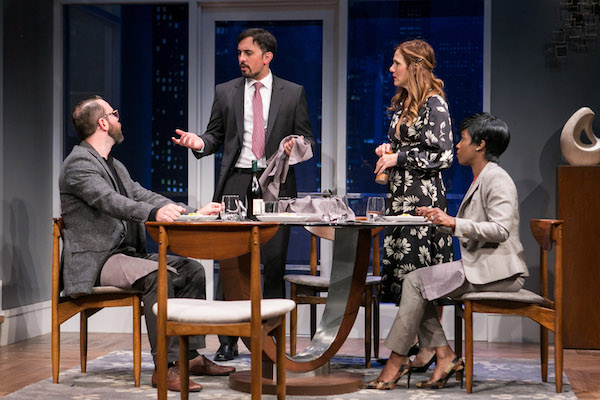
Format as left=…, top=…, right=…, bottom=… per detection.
left=366, top=196, right=385, bottom=222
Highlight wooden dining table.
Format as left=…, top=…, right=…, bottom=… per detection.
left=146, top=218, right=430, bottom=396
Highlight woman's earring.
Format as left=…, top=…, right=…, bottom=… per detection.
left=475, top=148, right=481, bottom=151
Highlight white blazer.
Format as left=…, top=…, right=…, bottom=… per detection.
left=443, top=162, right=528, bottom=284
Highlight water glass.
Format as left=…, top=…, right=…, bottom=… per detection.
left=264, top=201, right=279, bottom=213
left=221, top=195, right=241, bottom=221
left=366, top=196, right=385, bottom=222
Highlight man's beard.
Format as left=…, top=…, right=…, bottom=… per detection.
left=108, top=122, right=124, bottom=144
left=240, top=63, right=259, bottom=79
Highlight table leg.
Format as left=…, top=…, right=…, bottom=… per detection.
left=231, top=227, right=373, bottom=395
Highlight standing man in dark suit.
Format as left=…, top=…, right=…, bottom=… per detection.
left=172, top=28, right=315, bottom=361
left=60, top=96, right=235, bottom=392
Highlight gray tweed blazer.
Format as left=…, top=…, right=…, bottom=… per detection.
left=59, top=141, right=194, bottom=296
left=441, top=161, right=528, bottom=284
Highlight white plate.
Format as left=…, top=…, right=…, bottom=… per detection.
left=176, top=214, right=219, bottom=222
left=255, top=213, right=311, bottom=222
left=383, top=215, right=428, bottom=223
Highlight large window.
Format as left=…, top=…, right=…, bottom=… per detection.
left=346, top=0, right=484, bottom=215
left=62, top=1, right=484, bottom=266
left=64, top=4, right=189, bottom=203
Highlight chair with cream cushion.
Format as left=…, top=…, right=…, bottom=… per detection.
left=146, top=222, right=293, bottom=400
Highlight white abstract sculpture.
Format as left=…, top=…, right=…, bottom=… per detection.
left=560, top=107, right=600, bottom=165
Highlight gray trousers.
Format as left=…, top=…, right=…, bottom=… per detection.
left=105, top=254, right=207, bottom=365
left=384, top=269, right=524, bottom=356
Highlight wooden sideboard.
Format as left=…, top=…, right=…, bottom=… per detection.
left=557, top=165, right=600, bottom=349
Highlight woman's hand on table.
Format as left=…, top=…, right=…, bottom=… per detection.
left=416, top=206, right=456, bottom=228
left=196, top=202, right=223, bottom=215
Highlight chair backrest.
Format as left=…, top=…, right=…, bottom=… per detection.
left=52, top=218, right=64, bottom=301
left=530, top=219, right=564, bottom=308
left=304, top=226, right=335, bottom=275
left=303, top=225, right=383, bottom=276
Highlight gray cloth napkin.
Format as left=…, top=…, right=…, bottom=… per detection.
left=279, top=195, right=356, bottom=222
left=259, top=135, right=313, bottom=201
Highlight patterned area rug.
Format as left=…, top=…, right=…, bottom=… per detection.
left=4, top=350, right=575, bottom=399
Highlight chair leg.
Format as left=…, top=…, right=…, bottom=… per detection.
left=373, top=293, right=380, bottom=359
left=454, top=303, right=463, bottom=381
left=276, top=316, right=287, bottom=400
left=555, top=324, right=563, bottom=393
left=540, top=325, right=548, bottom=382
left=290, top=284, right=297, bottom=356
left=133, top=296, right=142, bottom=387
left=80, top=311, right=88, bottom=373
left=180, top=336, right=189, bottom=400
left=364, top=287, right=372, bottom=368
left=465, top=301, right=473, bottom=394
left=310, top=304, right=317, bottom=339
left=52, top=312, right=60, bottom=383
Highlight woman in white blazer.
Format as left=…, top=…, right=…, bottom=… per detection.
left=365, top=112, right=528, bottom=390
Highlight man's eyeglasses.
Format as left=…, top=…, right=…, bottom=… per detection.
left=100, top=109, right=119, bottom=121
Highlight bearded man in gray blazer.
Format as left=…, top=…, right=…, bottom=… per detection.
left=172, top=28, right=315, bottom=361
left=59, top=96, right=234, bottom=392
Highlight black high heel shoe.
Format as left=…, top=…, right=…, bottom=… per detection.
left=410, top=353, right=436, bottom=373
left=376, top=344, right=419, bottom=365
left=364, top=358, right=412, bottom=390
left=416, top=356, right=464, bottom=389
left=408, top=344, right=420, bottom=357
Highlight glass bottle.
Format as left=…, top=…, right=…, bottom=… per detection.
left=249, top=160, right=264, bottom=220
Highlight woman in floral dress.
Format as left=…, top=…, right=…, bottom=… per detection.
left=374, top=39, right=454, bottom=369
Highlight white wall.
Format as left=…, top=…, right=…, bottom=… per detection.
left=489, top=0, right=599, bottom=342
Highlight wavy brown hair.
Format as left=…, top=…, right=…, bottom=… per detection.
left=389, top=39, right=445, bottom=126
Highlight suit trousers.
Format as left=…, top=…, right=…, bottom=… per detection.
left=384, top=266, right=524, bottom=356
left=216, top=169, right=291, bottom=345
left=118, top=254, right=207, bottom=365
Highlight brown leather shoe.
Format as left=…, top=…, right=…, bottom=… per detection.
left=187, top=354, right=236, bottom=376
left=151, top=365, right=203, bottom=392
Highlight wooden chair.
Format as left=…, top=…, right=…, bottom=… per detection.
left=51, top=218, right=142, bottom=386
left=146, top=222, right=293, bottom=400
left=284, top=225, right=383, bottom=367
left=453, top=219, right=564, bottom=393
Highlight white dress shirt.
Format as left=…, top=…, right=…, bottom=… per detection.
left=236, top=71, right=272, bottom=169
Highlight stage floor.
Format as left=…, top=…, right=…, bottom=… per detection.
left=0, top=333, right=598, bottom=398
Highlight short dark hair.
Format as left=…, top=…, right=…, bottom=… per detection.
left=237, top=28, right=277, bottom=56
left=460, top=112, right=510, bottom=162
left=72, top=95, right=104, bottom=140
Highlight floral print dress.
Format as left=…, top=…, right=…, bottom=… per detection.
left=379, top=95, right=454, bottom=304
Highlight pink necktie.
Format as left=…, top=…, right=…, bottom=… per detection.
left=251, top=82, right=265, bottom=159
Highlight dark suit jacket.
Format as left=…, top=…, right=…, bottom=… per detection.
left=59, top=141, right=194, bottom=296
left=194, top=75, right=314, bottom=201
